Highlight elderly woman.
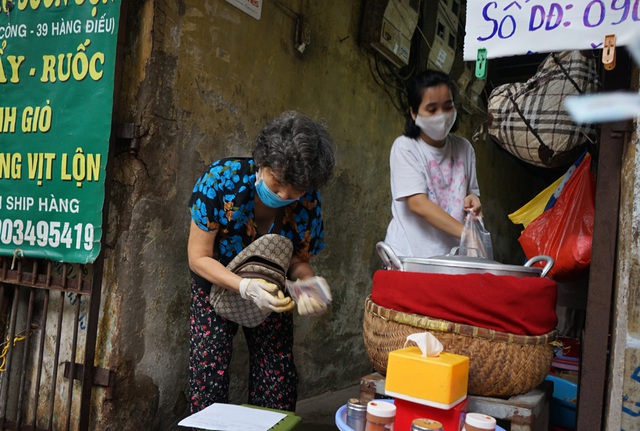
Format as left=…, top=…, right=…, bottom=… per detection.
left=187, top=111, right=336, bottom=413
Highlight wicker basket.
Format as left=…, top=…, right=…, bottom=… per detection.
left=363, top=296, right=556, bottom=398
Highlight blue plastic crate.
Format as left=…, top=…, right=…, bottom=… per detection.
left=545, top=375, right=578, bottom=430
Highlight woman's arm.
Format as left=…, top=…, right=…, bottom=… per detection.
left=187, top=220, right=243, bottom=291
left=406, top=193, right=464, bottom=239
left=287, top=254, right=315, bottom=281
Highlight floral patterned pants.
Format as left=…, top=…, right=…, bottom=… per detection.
left=188, top=274, right=298, bottom=414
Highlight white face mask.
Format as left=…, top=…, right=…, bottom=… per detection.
left=414, top=110, right=457, bottom=141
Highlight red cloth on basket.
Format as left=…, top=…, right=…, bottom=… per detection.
left=370, top=270, right=557, bottom=335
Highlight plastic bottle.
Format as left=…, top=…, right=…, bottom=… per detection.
left=365, top=400, right=396, bottom=431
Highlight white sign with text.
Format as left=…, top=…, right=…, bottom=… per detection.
left=464, top=0, right=640, bottom=60
left=226, top=0, right=262, bottom=20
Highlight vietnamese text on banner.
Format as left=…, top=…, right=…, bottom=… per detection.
left=464, top=0, right=640, bottom=60
left=0, top=1, right=121, bottom=264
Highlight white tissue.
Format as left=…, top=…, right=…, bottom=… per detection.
left=404, top=332, right=444, bottom=357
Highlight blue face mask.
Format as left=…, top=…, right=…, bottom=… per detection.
left=255, top=172, right=298, bottom=208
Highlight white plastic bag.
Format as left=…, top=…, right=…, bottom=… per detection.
left=286, top=276, right=332, bottom=307
left=460, top=212, right=494, bottom=260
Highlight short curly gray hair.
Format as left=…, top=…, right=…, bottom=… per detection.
left=252, top=111, right=336, bottom=190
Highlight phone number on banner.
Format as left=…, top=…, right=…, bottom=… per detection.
left=0, top=219, right=94, bottom=250
left=464, top=0, right=640, bottom=60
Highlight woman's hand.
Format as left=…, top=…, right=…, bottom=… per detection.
left=287, top=255, right=315, bottom=280
left=464, top=194, right=482, bottom=215
left=239, top=279, right=295, bottom=313
left=296, top=293, right=328, bottom=316
left=287, top=276, right=332, bottom=316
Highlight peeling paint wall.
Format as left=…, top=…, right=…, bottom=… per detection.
left=607, top=68, right=640, bottom=431
left=91, top=1, right=557, bottom=429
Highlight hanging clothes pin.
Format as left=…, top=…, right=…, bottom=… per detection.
left=602, top=34, right=616, bottom=71
left=475, top=48, right=488, bottom=79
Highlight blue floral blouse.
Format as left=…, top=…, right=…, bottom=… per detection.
left=189, top=157, right=325, bottom=266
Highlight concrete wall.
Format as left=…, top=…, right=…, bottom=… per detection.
left=607, top=70, right=640, bottom=431
left=91, top=1, right=553, bottom=429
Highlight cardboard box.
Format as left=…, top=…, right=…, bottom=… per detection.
left=385, top=346, right=469, bottom=409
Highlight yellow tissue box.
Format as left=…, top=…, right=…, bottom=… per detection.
left=384, top=346, right=469, bottom=409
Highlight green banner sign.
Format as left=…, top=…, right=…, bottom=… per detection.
left=0, top=0, right=120, bottom=263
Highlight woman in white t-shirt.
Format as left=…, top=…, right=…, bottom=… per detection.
left=384, top=70, right=482, bottom=258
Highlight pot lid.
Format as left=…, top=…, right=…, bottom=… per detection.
left=402, top=254, right=544, bottom=275
left=375, top=241, right=554, bottom=277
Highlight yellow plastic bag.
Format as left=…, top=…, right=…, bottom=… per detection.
left=508, top=176, right=564, bottom=228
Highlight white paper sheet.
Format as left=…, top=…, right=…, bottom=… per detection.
left=178, top=403, right=286, bottom=431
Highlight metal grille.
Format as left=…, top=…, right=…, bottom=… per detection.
left=0, top=255, right=98, bottom=431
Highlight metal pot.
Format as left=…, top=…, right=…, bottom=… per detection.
left=376, top=241, right=554, bottom=278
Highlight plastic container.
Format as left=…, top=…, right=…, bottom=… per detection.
left=545, top=375, right=578, bottom=430
left=463, top=412, right=496, bottom=430
left=411, top=418, right=443, bottom=430
left=365, top=400, right=396, bottom=430
left=336, top=400, right=394, bottom=431
left=346, top=398, right=367, bottom=431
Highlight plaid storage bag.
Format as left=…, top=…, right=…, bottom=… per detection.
left=486, top=50, right=600, bottom=168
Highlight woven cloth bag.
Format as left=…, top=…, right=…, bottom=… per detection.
left=487, top=50, right=600, bottom=168
left=210, top=234, right=293, bottom=327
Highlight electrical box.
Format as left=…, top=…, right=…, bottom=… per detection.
left=439, top=0, right=460, bottom=31
left=456, top=66, right=472, bottom=95
left=468, top=78, right=486, bottom=105
left=422, top=0, right=459, bottom=73
left=361, top=0, right=421, bottom=68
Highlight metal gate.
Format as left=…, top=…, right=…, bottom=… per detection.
left=0, top=253, right=109, bottom=430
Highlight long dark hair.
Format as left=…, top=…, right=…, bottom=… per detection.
left=404, top=70, right=459, bottom=139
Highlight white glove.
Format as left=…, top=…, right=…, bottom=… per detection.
left=239, top=278, right=294, bottom=313
left=296, top=293, right=328, bottom=316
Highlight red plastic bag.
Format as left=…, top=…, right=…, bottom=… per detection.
left=518, top=153, right=595, bottom=282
